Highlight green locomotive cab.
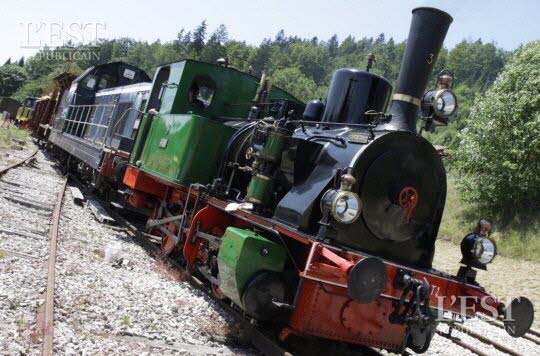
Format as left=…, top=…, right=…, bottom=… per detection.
left=130, top=59, right=303, bottom=186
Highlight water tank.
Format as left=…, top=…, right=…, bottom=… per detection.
left=322, top=69, right=392, bottom=124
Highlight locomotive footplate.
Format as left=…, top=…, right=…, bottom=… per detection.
left=390, top=269, right=436, bottom=353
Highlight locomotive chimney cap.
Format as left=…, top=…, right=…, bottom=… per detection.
left=411, top=7, right=454, bottom=22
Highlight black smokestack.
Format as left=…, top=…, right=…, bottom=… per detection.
left=386, top=7, right=453, bottom=132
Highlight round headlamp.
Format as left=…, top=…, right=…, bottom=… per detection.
left=473, top=237, right=496, bottom=264
left=461, top=233, right=497, bottom=267
left=421, top=88, right=458, bottom=121
left=432, top=89, right=457, bottom=118
left=321, top=190, right=362, bottom=224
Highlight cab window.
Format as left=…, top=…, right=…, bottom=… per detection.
left=98, top=74, right=115, bottom=90
left=188, top=77, right=215, bottom=109
left=81, top=75, right=98, bottom=90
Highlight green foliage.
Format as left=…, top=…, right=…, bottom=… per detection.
left=191, top=20, right=208, bottom=56
left=200, top=25, right=228, bottom=63
left=13, top=63, right=82, bottom=101
left=446, top=39, right=509, bottom=89
left=6, top=22, right=510, bottom=113
left=0, top=65, right=27, bottom=96
left=426, top=40, right=510, bottom=148
left=456, top=41, right=540, bottom=218
left=438, top=177, right=540, bottom=261
left=272, top=67, right=317, bottom=102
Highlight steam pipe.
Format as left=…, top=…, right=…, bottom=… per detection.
left=385, top=7, right=453, bottom=132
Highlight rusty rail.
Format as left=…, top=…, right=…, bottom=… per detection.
left=42, top=178, right=68, bottom=356
left=0, top=148, right=38, bottom=176
left=489, top=318, right=540, bottom=345
left=456, top=324, right=523, bottom=356
left=437, top=322, right=526, bottom=356
left=436, top=330, right=490, bottom=356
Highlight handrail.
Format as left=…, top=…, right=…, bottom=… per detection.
left=57, top=103, right=117, bottom=145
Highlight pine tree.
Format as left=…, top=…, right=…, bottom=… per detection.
left=328, top=35, right=339, bottom=57
left=191, top=20, right=207, bottom=56
left=275, top=30, right=287, bottom=48
left=4, top=58, right=11, bottom=66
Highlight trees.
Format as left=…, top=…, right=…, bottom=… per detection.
left=426, top=40, right=510, bottom=148
left=191, top=20, right=207, bottom=57
left=14, top=64, right=82, bottom=101
left=455, top=41, right=540, bottom=216
left=271, top=67, right=317, bottom=102
left=0, top=65, right=27, bottom=96
left=327, top=35, right=339, bottom=58
left=447, top=40, right=509, bottom=90
left=200, top=25, right=228, bottom=63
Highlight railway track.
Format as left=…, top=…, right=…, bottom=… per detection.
left=0, top=147, right=38, bottom=176
left=104, top=205, right=382, bottom=356
left=0, top=146, right=66, bottom=355
left=99, top=195, right=540, bottom=356
left=436, top=318, right=540, bottom=356
left=42, top=178, right=68, bottom=356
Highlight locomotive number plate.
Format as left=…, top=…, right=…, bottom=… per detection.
left=348, top=132, right=370, bottom=144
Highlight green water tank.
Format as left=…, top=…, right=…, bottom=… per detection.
left=217, top=227, right=287, bottom=308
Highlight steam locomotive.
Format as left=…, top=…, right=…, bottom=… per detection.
left=37, top=6, right=534, bottom=354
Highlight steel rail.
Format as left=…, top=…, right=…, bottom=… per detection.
left=529, top=327, right=540, bottom=339
left=41, top=177, right=68, bottom=356
left=455, top=324, right=523, bottom=356
left=488, top=318, right=540, bottom=345
left=495, top=315, right=540, bottom=339
left=0, top=148, right=38, bottom=176
left=435, top=330, right=490, bottom=356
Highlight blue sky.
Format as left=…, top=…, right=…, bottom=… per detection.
left=2, top=0, right=539, bottom=64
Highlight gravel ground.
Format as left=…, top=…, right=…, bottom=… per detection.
left=0, top=142, right=64, bottom=355
left=53, top=187, right=253, bottom=355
